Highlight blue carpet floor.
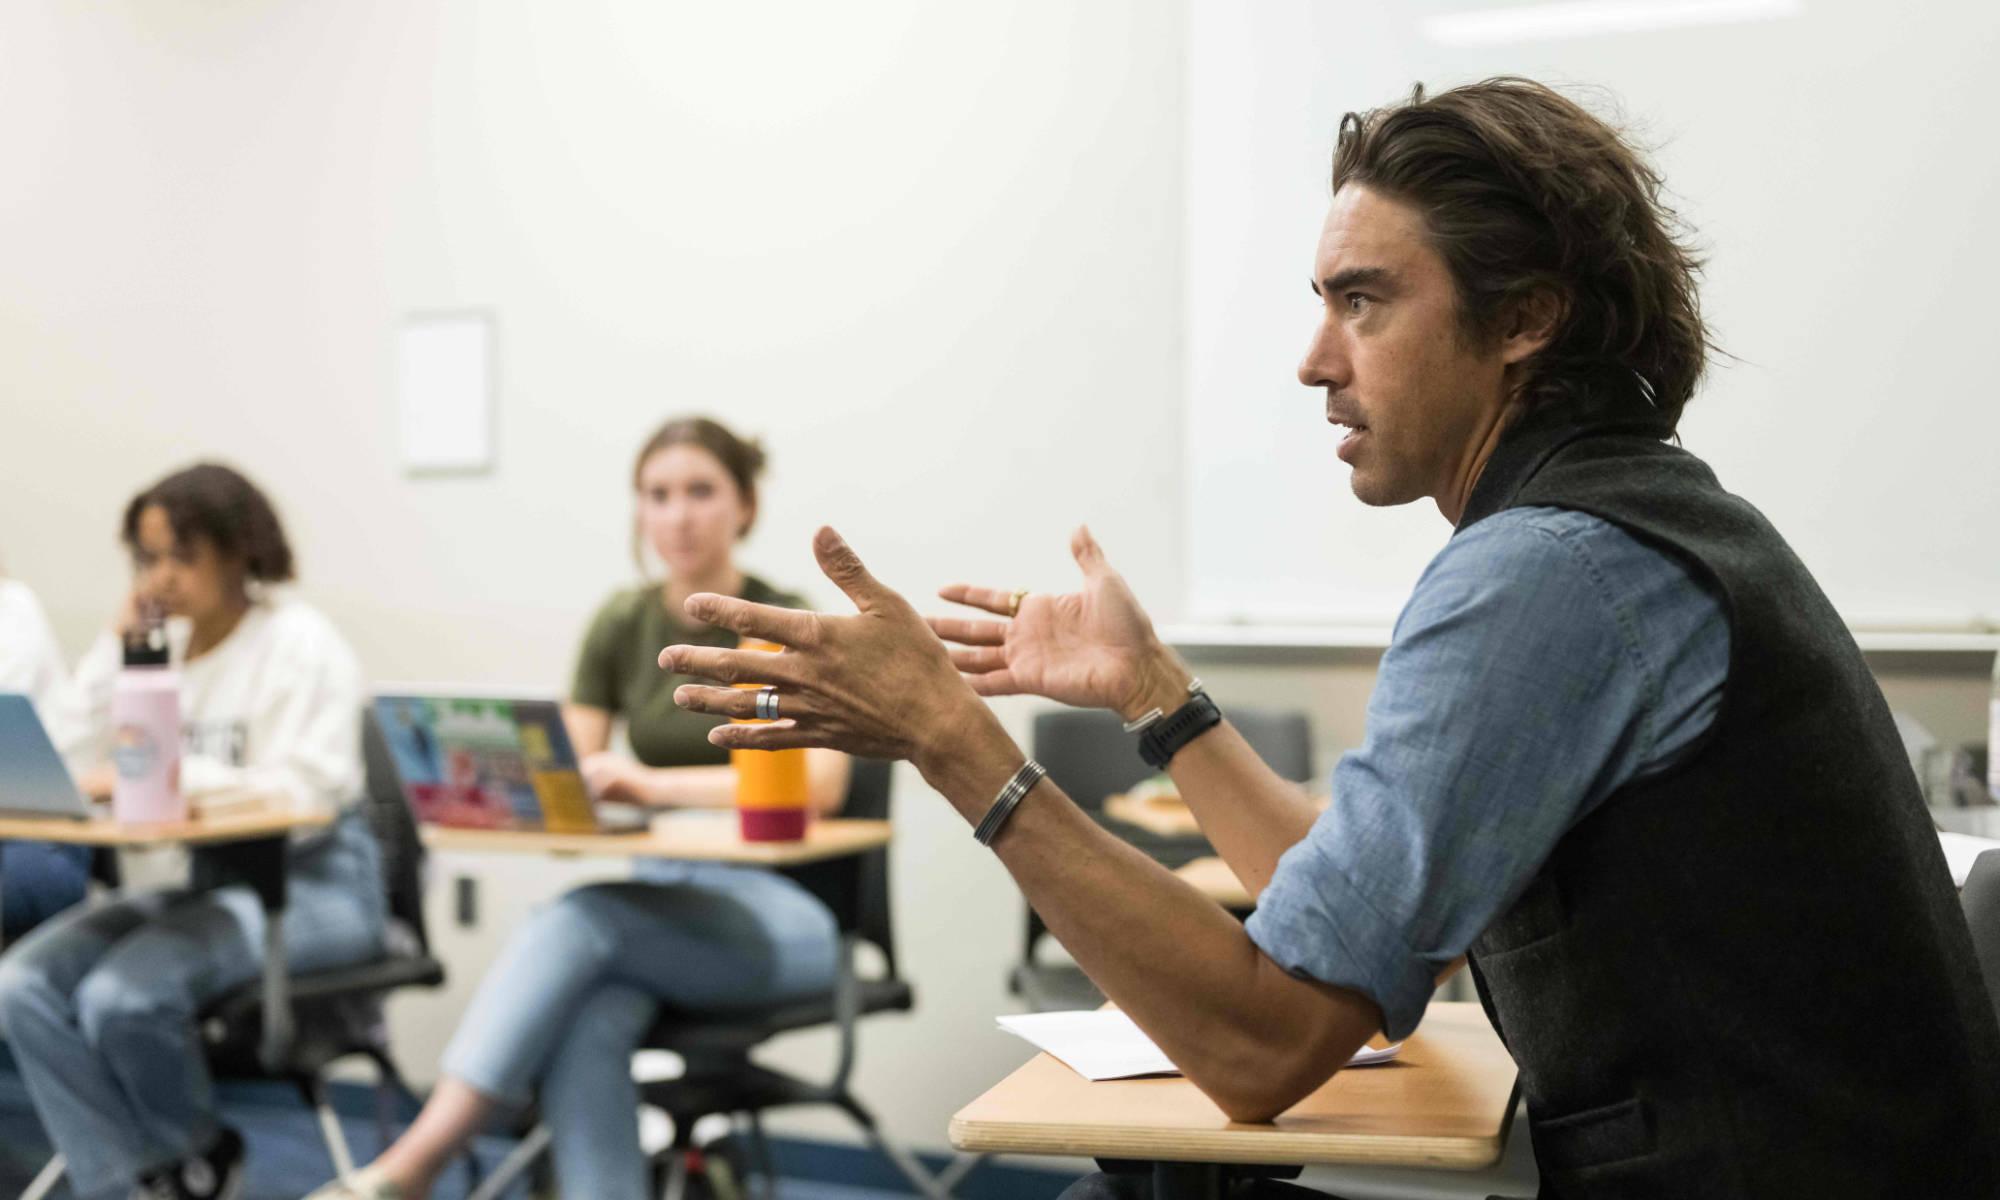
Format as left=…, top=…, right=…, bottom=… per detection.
left=0, top=1049, right=1077, bottom=1200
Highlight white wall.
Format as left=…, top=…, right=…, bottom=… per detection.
left=0, top=0, right=1185, bottom=1155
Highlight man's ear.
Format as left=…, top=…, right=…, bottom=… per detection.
left=1499, top=286, right=1564, bottom=366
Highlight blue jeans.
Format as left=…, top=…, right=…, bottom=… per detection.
left=442, top=862, right=838, bottom=1200
left=0, top=811, right=385, bottom=1200
left=1, top=841, right=91, bottom=942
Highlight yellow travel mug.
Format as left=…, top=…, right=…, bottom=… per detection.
left=731, top=638, right=810, bottom=841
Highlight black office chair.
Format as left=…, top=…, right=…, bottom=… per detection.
left=1011, top=706, right=1314, bottom=1012
left=1960, top=849, right=2000, bottom=1031
left=468, top=758, right=936, bottom=1200
left=197, top=711, right=447, bottom=1177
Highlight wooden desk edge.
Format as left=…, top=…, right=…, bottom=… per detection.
left=945, top=1113, right=1508, bottom=1170
left=420, top=819, right=892, bottom=865
left=1173, top=857, right=1253, bottom=909
left=1103, top=793, right=1201, bottom=838
left=949, top=1003, right=1516, bottom=1171
left=0, top=811, right=327, bottom=847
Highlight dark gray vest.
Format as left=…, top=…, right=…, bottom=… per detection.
left=1460, top=398, right=2000, bottom=1198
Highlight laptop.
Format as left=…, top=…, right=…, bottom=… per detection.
left=0, top=692, right=92, bottom=820
left=370, top=692, right=648, bottom=834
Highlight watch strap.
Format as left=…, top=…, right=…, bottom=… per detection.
left=1137, top=690, right=1222, bottom=770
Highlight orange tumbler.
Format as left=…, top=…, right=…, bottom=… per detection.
left=731, top=639, right=810, bottom=841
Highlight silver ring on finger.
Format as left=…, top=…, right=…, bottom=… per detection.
left=754, top=686, right=781, bottom=721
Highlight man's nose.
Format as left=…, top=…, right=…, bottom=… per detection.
left=1298, top=321, right=1348, bottom=390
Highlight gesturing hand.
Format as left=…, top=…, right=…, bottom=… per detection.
left=928, top=526, right=1184, bottom=721
left=662, top=527, right=995, bottom=773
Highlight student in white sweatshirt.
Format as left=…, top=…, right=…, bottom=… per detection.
left=0, top=575, right=67, bottom=712
left=0, top=574, right=91, bottom=940
left=0, top=464, right=386, bottom=1200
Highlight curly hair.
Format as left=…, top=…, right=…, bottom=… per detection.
left=122, top=462, right=296, bottom=582
left=1332, top=78, right=1713, bottom=426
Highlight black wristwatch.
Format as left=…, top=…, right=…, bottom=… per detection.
left=1130, top=680, right=1223, bottom=770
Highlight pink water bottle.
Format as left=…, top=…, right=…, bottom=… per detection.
left=110, top=611, right=184, bottom=824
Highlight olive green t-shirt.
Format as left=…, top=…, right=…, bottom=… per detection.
left=569, top=576, right=807, bottom=768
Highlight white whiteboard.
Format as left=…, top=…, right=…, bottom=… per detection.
left=1185, top=0, right=2000, bottom=629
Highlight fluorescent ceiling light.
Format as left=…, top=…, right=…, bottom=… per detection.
left=1423, top=0, right=1802, bottom=46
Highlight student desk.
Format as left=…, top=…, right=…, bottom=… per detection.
left=1106, top=791, right=1330, bottom=843
left=1173, top=856, right=1253, bottom=910
left=420, top=814, right=892, bottom=864
left=0, top=808, right=331, bottom=1068
left=952, top=1000, right=1516, bottom=1199
left=1105, top=789, right=1204, bottom=839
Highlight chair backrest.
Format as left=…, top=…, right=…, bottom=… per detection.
left=360, top=708, right=434, bottom=955
left=1030, top=709, right=1152, bottom=814
left=1960, top=849, right=2000, bottom=1032
left=1227, top=708, right=1315, bottom=782
left=1021, top=705, right=1316, bottom=959
left=780, top=757, right=899, bottom=978
left=1030, top=706, right=1317, bottom=808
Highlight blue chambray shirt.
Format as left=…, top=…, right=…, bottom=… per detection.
left=1243, top=506, right=1730, bottom=1040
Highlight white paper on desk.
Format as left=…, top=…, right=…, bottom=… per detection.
left=997, top=1009, right=1401, bottom=1081
left=1939, top=831, right=2000, bottom=888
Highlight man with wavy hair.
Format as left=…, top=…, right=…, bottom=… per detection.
left=666, top=79, right=2000, bottom=1197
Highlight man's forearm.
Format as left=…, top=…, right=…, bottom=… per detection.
left=1166, top=723, right=1319, bottom=898
left=1118, top=652, right=1321, bottom=897
left=919, top=713, right=1377, bottom=1121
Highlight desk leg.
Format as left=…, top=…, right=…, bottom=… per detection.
left=1152, top=1162, right=1225, bottom=1200
left=191, top=835, right=292, bottom=1071
left=260, top=906, right=291, bottom=1071
left=1130, top=1161, right=1307, bottom=1200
